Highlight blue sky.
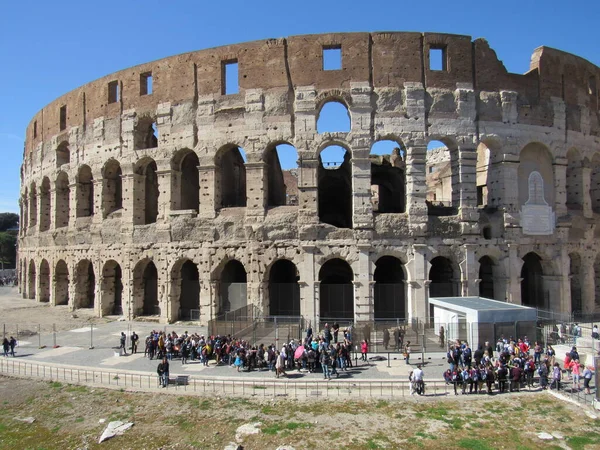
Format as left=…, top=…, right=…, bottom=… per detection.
left=1, top=0, right=598, bottom=214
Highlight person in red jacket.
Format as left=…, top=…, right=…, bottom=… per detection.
left=361, top=339, right=369, bottom=362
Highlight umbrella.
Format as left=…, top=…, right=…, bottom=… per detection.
left=294, top=346, right=305, bottom=359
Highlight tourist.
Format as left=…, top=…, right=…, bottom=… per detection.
left=130, top=331, right=139, bottom=354
left=583, top=365, right=593, bottom=394
left=383, top=328, right=390, bottom=350
left=332, top=322, right=340, bottom=344
left=320, top=349, right=331, bottom=380
left=404, top=341, right=411, bottom=365
left=119, top=332, right=127, bottom=355
left=157, top=357, right=169, bottom=388
left=361, top=339, right=369, bottom=362
left=571, top=361, right=582, bottom=391
left=593, top=324, right=599, bottom=340
left=8, top=336, right=16, bottom=357
left=550, top=362, right=562, bottom=390
left=2, top=338, right=9, bottom=357
left=412, top=364, right=424, bottom=395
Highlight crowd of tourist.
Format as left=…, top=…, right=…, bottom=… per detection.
left=0, top=277, right=17, bottom=286
left=441, top=336, right=594, bottom=395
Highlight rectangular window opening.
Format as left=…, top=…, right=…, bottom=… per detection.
left=589, top=76, right=597, bottom=96
left=223, top=60, right=239, bottom=95
left=33, top=121, right=37, bottom=138
left=140, top=72, right=153, bottom=96
left=323, top=46, right=342, bottom=71
left=108, top=80, right=119, bottom=104
left=59, top=105, right=67, bottom=131
left=429, top=46, right=447, bottom=71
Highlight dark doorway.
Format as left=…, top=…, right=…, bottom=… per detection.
left=521, top=253, right=545, bottom=309
left=318, top=146, right=352, bottom=228
left=429, top=257, right=457, bottom=297
left=478, top=256, right=495, bottom=299
left=179, top=261, right=200, bottom=318
left=269, top=259, right=300, bottom=316
left=143, top=262, right=159, bottom=315
left=319, top=258, right=354, bottom=319
left=219, top=260, right=247, bottom=313
left=374, top=256, right=406, bottom=319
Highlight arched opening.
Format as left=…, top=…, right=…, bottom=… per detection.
left=476, top=142, right=491, bottom=207
left=319, top=258, right=354, bottom=320
left=566, top=149, right=583, bottom=211
left=374, top=256, right=406, bottom=319
left=102, top=159, right=123, bottom=218
left=426, top=140, right=455, bottom=216
left=171, top=150, right=200, bottom=212
left=134, top=117, right=158, bottom=150
left=28, top=184, right=37, bottom=228
left=56, top=142, right=70, bottom=167
left=76, top=165, right=94, bottom=218
left=55, top=172, right=70, bottom=228
left=39, top=259, right=50, bottom=303
left=215, top=145, right=247, bottom=209
left=133, top=260, right=159, bottom=316
left=101, top=260, right=123, bottom=316
left=133, top=158, right=159, bottom=225
left=569, top=253, right=582, bottom=314
left=521, top=252, right=545, bottom=309
left=591, top=154, right=600, bottom=213
left=75, top=260, right=95, bottom=309
left=370, top=140, right=406, bottom=213
left=39, top=178, right=51, bottom=232
left=318, top=145, right=352, bottom=228
left=218, top=260, right=247, bottom=314
left=478, top=256, right=495, bottom=299
left=55, top=260, right=69, bottom=306
left=266, top=143, right=299, bottom=207
left=178, top=260, right=200, bottom=320
left=268, top=259, right=300, bottom=316
left=429, top=256, right=458, bottom=297
left=317, top=101, right=351, bottom=133
left=518, top=143, right=554, bottom=208
left=27, top=260, right=36, bottom=300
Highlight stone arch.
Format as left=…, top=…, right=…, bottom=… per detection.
left=569, top=253, right=583, bottom=314
left=39, top=259, right=50, bottom=303
left=134, top=115, right=158, bottom=150
left=39, top=177, right=51, bottom=232
left=56, top=141, right=70, bottom=167
left=217, top=259, right=247, bottom=315
left=318, top=143, right=352, bottom=228
left=426, top=138, right=458, bottom=215
left=374, top=255, right=406, bottom=319
left=521, top=252, right=545, bottom=309
left=518, top=143, right=555, bottom=208
left=27, top=259, right=36, bottom=300
left=101, top=260, right=123, bottom=316
left=590, top=153, right=600, bottom=213
left=134, top=157, right=159, bottom=225
left=429, top=256, right=459, bottom=297
left=74, top=259, right=95, bottom=309
left=171, top=149, right=200, bottom=212
left=102, top=159, right=123, bottom=218
left=133, top=259, right=159, bottom=317
left=28, top=183, right=37, bottom=228
left=319, top=258, right=354, bottom=320
left=264, top=142, right=299, bottom=208
left=268, top=259, right=300, bottom=316
left=215, top=144, right=247, bottom=209
left=55, top=171, right=70, bottom=228
left=76, top=165, right=94, bottom=218
left=478, top=256, right=495, bottom=299
left=171, top=259, right=200, bottom=320
left=54, top=260, right=69, bottom=306
left=316, top=99, right=351, bottom=133
left=370, top=139, right=406, bottom=213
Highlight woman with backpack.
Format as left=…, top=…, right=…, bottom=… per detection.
left=550, top=362, right=562, bottom=390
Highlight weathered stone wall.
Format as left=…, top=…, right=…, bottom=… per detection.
left=17, top=32, right=600, bottom=325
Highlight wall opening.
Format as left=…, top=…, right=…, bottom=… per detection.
left=76, top=165, right=94, bottom=218
left=323, top=45, right=342, bottom=71
left=33, top=121, right=37, bottom=138
left=108, top=80, right=119, bottom=104
left=318, top=145, right=352, bottom=228
left=370, top=140, right=406, bottom=213
left=216, top=146, right=246, bottom=209
left=59, top=105, right=67, bottom=131
left=317, top=101, right=351, bottom=133
left=429, top=46, right=447, bottom=71
left=219, top=260, right=247, bottom=314
left=135, top=159, right=159, bottom=225
left=222, top=60, right=239, bottom=95
left=266, top=143, right=299, bottom=207
left=476, top=143, right=491, bottom=207
left=521, top=252, right=545, bottom=309
left=426, top=140, right=455, bottom=215
left=101, top=260, right=123, bottom=316
left=171, top=150, right=199, bottom=211
left=268, top=259, right=300, bottom=316
left=133, top=260, right=159, bottom=316
left=589, top=76, right=597, bottom=96
left=478, top=256, right=495, bottom=299
left=75, top=260, right=95, bottom=309
left=55, top=172, right=70, bottom=228
left=39, top=259, right=50, bottom=303
left=429, top=256, right=458, bottom=297
left=319, top=258, right=354, bottom=320
left=134, top=117, right=158, bottom=150
left=102, top=160, right=123, bottom=218
left=55, top=260, right=69, bottom=306
left=56, top=142, right=70, bottom=167
left=570, top=253, right=582, bottom=314
left=140, top=72, right=153, bottom=95
left=39, top=178, right=51, bottom=232
left=27, top=260, right=36, bottom=300
left=178, top=260, right=200, bottom=320
left=374, top=256, right=406, bottom=319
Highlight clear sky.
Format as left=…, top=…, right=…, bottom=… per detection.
left=1, top=0, right=598, bottom=215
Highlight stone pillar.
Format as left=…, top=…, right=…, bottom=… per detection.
left=405, top=143, right=428, bottom=235
left=460, top=244, right=479, bottom=296
left=352, top=155, right=373, bottom=230
left=95, top=275, right=103, bottom=317
left=68, top=264, right=77, bottom=312
left=497, top=154, right=520, bottom=229
left=198, top=164, right=216, bottom=219
left=92, top=178, right=104, bottom=225
left=299, top=244, right=317, bottom=327
left=50, top=272, right=58, bottom=307
left=166, top=273, right=179, bottom=323
left=503, top=243, right=522, bottom=304
left=554, top=156, right=568, bottom=218
left=354, top=244, right=372, bottom=322
left=582, top=166, right=593, bottom=218
left=156, top=167, right=172, bottom=221
left=457, top=146, right=479, bottom=234
left=406, top=244, right=429, bottom=320
left=581, top=257, right=596, bottom=314
left=544, top=275, right=569, bottom=313
left=122, top=272, right=134, bottom=321
left=198, top=279, right=213, bottom=326
left=245, top=161, right=267, bottom=217
left=297, top=157, right=319, bottom=235
left=68, top=182, right=77, bottom=227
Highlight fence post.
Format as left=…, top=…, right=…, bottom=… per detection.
left=89, top=323, right=94, bottom=349
left=2, top=324, right=5, bottom=339
left=38, top=324, right=41, bottom=348
left=53, top=323, right=57, bottom=348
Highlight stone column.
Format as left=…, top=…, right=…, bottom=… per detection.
left=581, top=257, right=596, bottom=314
left=459, top=244, right=479, bottom=296
left=95, top=275, right=104, bottom=317
left=120, top=171, right=136, bottom=227
left=245, top=161, right=267, bottom=217
left=544, top=275, right=569, bottom=313
left=503, top=243, right=523, bottom=304
left=457, top=145, right=479, bottom=234
left=297, top=157, right=319, bottom=235
left=406, top=244, right=429, bottom=320
left=68, top=263, right=77, bottom=312
left=352, top=155, right=373, bottom=230
left=68, top=182, right=77, bottom=227
left=299, top=244, right=318, bottom=327
left=554, top=156, right=568, bottom=218
left=354, top=244, right=372, bottom=323
left=156, top=167, right=172, bottom=221
left=92, top=178, right=104, bottom=225
left=497, top=155, right=520, bottom=230
left=198, top=164, right=216, bottom=219
left=582, top=166, right=593, bottom=218
left=405, top=143, right=428, bottom=235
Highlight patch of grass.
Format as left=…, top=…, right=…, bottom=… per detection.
left=262, top=421, right=312, bottom=435
left=366, top=439, right=382, bottom=449
left=74, top=417, right=84, bottom=423
left=458, top=438, right=493, bottom=450
left=65, top=385, right=87, bottom=393
left=567, top=433, right=600, bottom=450
left=415, top=431, right=437, bottom=440
left=49, top=382, right=62, bottom=389
left=375, top=400, right=389, bottom=409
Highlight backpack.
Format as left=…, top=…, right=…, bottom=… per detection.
left=464, top=348, right=472, bottom=358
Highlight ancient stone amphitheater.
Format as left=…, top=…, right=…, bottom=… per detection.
left=17, top=32, right=600, bottom=326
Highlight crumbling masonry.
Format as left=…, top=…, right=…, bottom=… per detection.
left=17, top=32, right=600, bottom=325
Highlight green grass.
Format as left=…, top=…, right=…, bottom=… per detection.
left=49, top=381, right=62, bottom=389
left=457, top=438, right=493, bottom=450
left=262, top=421, right=313, bottom=435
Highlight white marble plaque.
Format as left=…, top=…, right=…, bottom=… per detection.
left=521, top=204, right=555, bottom=235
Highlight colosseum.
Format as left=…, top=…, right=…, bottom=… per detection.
left=17, top=32, right=600, bottom=326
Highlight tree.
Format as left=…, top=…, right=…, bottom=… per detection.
left=0, top=213, right=19, bottom=232
left=0, top=232, right=16, bottom=269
